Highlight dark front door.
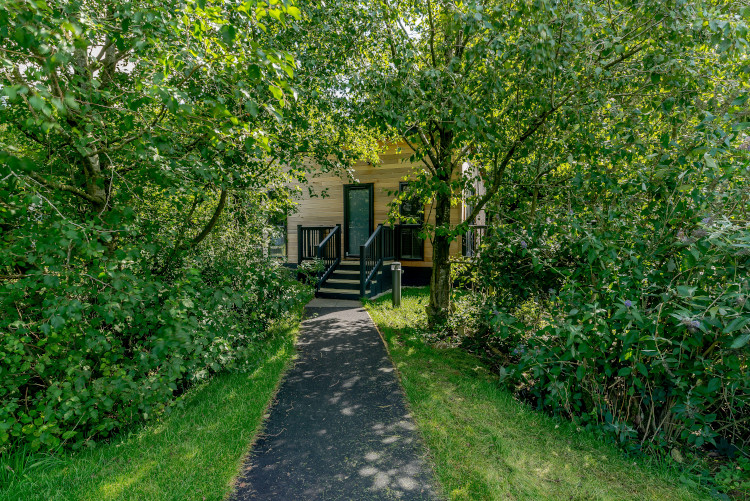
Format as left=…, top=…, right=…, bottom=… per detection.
left=344, top=184, right=373, bottom=257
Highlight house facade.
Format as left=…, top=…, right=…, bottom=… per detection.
left=284, top=142, right=477, bottom=299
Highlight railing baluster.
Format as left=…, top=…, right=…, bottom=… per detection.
left=359, top=224, right=388, bottom=298
left=298, top=225, right=341, bottom=292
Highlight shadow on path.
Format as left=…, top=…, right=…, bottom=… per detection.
left=231, top=306, right=440, bottom=500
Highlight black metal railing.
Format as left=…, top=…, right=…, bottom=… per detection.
left=316, top=225, right=341, bottom=289
left=298, top=225, right=334, bottom=263
left=360, top=224, right=394, bottom=297
left=463, top=224, right=487, bottom=257
left=297, top=224, right=341, bottom=290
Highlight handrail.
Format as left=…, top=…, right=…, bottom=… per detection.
left=317, top=227, right=338, bottom=252
left=361, top=224, right=381, bottom=250
left=360, top=224, right=384, bottom=297
left=297, top=224, right=341, bottom=291
left=316, top=225, right=341, bottom=288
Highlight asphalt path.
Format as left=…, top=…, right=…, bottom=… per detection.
left=231, top=303, right=440, bottom=500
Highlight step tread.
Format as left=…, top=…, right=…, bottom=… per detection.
left=317, top=290, right=361, bottom=300
left=325, top=279, right=360, bottom=285
left=322, top=281, right=360, bottom=291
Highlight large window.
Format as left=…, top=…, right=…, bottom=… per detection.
left=398, top=182, right=424, bottom=260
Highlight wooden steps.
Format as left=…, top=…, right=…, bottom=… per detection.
left=315, top=261, right=391, bottom=300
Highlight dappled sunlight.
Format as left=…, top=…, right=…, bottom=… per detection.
left=96, top=460, right=156, bottom=500
left=232, top=305, right=439, bottom=499
left=365, top=288, right=705, bottom=501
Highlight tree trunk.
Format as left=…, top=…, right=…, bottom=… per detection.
left=427, top=181, right=452, bottom=328
left=83, top=152, right=108, bottom=213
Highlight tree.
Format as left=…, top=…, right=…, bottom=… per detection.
left=294, top=0, right=749, bottom=326
left=0, top=0, right=303, bottom=232
left=0, top=0, right=318, bottom=450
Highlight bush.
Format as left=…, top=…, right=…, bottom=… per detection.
left=463, top=163, right=750, bottom=455
left=0, top=190, right=310, bottom=452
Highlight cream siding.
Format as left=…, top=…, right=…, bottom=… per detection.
left=286, top=144, right=462, bottom=267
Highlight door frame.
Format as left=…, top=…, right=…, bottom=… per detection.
left=343, top=183, right=374, bottom=257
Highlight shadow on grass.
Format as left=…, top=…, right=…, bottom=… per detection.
left=364, top=287, right=706, bottom=501
left=0, top=320, right=300, bottom=501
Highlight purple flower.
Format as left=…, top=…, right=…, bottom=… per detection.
left=701, top=216, right=712, bottom=225
left=681, top=318, right=702, bottom=331
left=520, top=240, right=528, bottom=249
left=624, top=300, right=633, bottom=308
left=568, top=209, right=575, bottom=216
left=512, top=344, right=526, bottom=356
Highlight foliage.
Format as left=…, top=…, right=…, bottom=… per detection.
left=0, top=315, right=301, bottom=501
left=0, top=192, right=310, bottom=450
left=296, top=257, right=325, bottom=285
left=365, top=287, right=706, bottom=501
left=0, top=0, right=317, bottom=453
left=294, top=0, right=750, bottom=324
left=460, top=112, right=750, bottom=456
left=715, top=456, right=750, bottom=495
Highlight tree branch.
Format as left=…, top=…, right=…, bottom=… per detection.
left=415, top=125, right=440, bottom=169
left=463, top=93, right=574, bottom=226
left=427, top=0, right=438, bottom=67
left=190, top=189, right=227, bottom=247
left=25, top=171, right=103, bottom=205
left=401, top=133, right=435, bottom=174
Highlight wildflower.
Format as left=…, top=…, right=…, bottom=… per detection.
left=520, top=240, right=528, bottom=249
left=701, top=216, right=712, bottom=225
left=624, top=299, right=633, bottom=308
left=568, top=209, right=575, bottom=216
left=681, top=318, right=701, bottom=332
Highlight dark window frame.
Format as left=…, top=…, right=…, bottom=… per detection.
left=398, top=182, right=425, bottom=261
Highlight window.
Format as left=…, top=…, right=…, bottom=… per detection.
left=399, top=182, right=423, bottom=222
left=398, top=182, right=424, bottom=260
left=268, top=224, right=286, bottom=259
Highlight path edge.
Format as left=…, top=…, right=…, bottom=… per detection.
left=225, top=319, right=303, bottom=500
left=361, top=302, right=447, bottom=501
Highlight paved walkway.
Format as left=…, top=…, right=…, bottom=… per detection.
left=231, top=300, right=440, bottom=500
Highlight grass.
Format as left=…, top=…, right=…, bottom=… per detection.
left=364, top=287, right=706, bottom=501
left=0, top=319, right=300, bottom=501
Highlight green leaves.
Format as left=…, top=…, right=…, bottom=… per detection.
left=287, top=6, right=301, bottom=19
left=0, top=0, right=312, bottom=453
left=724, top=316, right=750, bottom=334
left=269, top=84, right=283, bottom=101
left=219, top=24, right=236, bottom=45
left=731, top=333, right=750, bottom=350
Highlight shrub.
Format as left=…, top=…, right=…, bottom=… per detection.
left=464, top=162, right=750, bottom=455
left=0, top=190, right=310, bottom=452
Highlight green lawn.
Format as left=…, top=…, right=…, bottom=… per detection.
left=0, top=319, right=299, bottom=501
left=364, top=287, right=706, bottom=501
